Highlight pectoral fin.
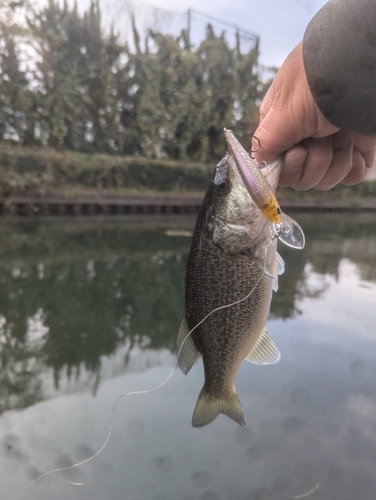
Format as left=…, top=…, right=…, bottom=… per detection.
left=245, top=328, right=281, bottom=365
left=272, top=251, right=285, bottom=292
left=276, top=251, right=285, bottom=275
left=253, top=254, right=274, bottom=278
left=177, top=313, right=200, bottom=375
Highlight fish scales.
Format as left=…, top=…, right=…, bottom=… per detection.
left=186, top=241, right=274, bottom=399
left=177, top=131, right=304, bottom=428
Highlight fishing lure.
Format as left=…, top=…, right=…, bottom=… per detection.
left=224, top=128, right=305, bottom=249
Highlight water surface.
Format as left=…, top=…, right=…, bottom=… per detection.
left=1, top=214, right=376, bottom=500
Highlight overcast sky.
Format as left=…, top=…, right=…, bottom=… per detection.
left=147, top=0, right=328, bottom=66
left=94, top=0, right=328, bottom=67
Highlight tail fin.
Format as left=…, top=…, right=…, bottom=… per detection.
left=191, top=388, right=246, bottom=427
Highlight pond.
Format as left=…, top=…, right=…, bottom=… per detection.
left=1, top=213, right=376, bottom=500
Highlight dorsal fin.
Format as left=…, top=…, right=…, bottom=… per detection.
left=177, top=313, right=200, bottom=375
left=245, top=328, right=281, bottom=365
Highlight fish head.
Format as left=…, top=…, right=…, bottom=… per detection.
left=206, top=153, right=283, bottom=255
left=210, top=153, right=258, bottom=224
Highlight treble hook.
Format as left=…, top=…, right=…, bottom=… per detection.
left=250, top=135, right=261, bottom=159
left=238, top=134, right=261, bottom=160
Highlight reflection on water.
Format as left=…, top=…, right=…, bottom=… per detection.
left=1, top=214, right=376, bottom=499
left=0, top=217, right=191, bottom=413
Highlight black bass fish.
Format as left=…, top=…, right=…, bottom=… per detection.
left=177, top=131, right=305, bottom=427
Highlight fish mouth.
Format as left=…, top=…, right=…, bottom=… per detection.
left=211, top=213, right=255, bottom=225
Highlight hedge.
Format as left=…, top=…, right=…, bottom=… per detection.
left=0, top=144, right=213, bottom=198
left=0, top=144, right=375, bottom=202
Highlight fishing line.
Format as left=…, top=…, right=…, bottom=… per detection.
left=14, top=238, right=274, bottom=500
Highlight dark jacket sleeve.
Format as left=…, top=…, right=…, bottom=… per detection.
left=303, top=0, right=376, bottom=134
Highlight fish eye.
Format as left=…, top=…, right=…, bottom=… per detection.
left=213, top=160, right=231, bottom=196
left=214, top=178, right=230, bottom=196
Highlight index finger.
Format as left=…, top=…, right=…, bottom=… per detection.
left=253, top=107, right=308, bottom=164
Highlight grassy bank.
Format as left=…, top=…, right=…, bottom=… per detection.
left=0, top=144, right=212, bottom=199
left=0, top=144, right=375, bottom=203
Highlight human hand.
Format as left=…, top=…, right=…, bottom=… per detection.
left=253, top=42, right=376, bottom=190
